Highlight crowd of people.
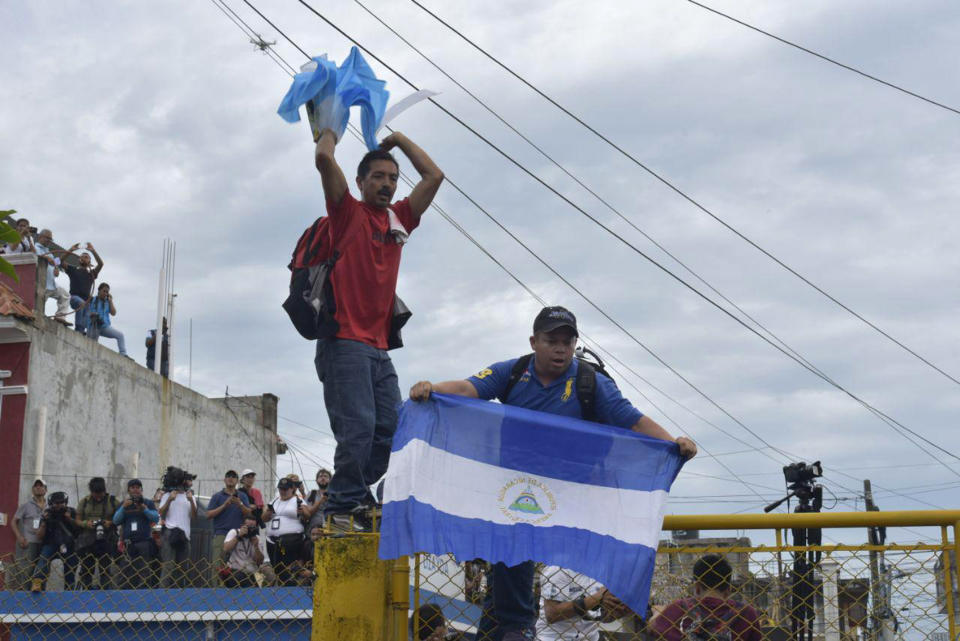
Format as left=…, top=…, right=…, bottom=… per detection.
left=10, top=467, right=333, bottom=592
left=1, top=217, right=170, bottom=376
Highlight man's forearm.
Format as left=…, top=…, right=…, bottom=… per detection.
left=433, top=380, right=478, bottom=397
left=393, top=134, right=442, bottom=180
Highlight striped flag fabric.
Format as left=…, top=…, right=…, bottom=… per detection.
left=378, top=394, right=685, bottom=615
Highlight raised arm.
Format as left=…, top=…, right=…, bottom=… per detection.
left=631, top=415, right=698, bottom=459
left=315, top=128, right=348, bottom=207
left=88, top=243, right=104, bottom=277
left=409, top=379, right=478, bottom=401
left=380, top=132, right=443, bottom=220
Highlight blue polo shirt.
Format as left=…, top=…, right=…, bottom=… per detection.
left=468, top=356, right=643, bottom=428
left=469, top=356, right=644, bottom=632
left=207, top=489, right=250, bottom=535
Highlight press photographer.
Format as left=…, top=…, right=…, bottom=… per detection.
left=76, top=477, right=119, bottom=589
left=113, top=478, right=159, bottom=589
left=222, top=515, right=264, bottom=587
left=206, top=469, right=252, bottom=585
left=30, top=491, right=80, bottom=592
left=263, top=477, right=307, bottom=586
left=158, top=466, right=199, bottom=588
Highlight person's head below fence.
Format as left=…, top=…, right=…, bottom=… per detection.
left=692, top=554, right=733, bottom=596
left=412, top=603, right=447, bottom=641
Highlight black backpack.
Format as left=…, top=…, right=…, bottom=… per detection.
left=496, top=347, right=615, bottom=422
left=282, top=215, right=412, bottom=348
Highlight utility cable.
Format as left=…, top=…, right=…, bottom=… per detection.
left=685, top=0, right=960, bottom=117
left=219, top=1, right=957, bottom=501
left=405, top=0, right=960, bottom=390
left=351, top=0, right=851, bottom=428
left=280, top=0, right=960, bottom=471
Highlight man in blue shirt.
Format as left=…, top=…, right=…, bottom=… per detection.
left=410, top=306, right=697, bottom=641
left=113, top=478, right=159, bottom=589
left=205, top=470, right=252, bottom=585
left=87, top=283, right=129, bottom=357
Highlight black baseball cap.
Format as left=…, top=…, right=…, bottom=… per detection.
left=533, top=306, right=578, bottom=336
left=225, top=470, right=238, bottom=478
left=277, top=477, right=295, bottom=490
left=127, top=478, right=142, bottom=488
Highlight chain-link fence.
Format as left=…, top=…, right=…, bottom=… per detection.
left=0, top=543, right=314, bottom=640
left=410, top=514, right=960, bottom=641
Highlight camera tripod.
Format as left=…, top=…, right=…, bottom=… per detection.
left=765, top=481, right=823, bottom=641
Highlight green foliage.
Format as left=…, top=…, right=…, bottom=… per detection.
left=0, top=209, right=21, bottom=282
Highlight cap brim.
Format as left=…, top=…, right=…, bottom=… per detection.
left=537, top=320, right=578, bottom=336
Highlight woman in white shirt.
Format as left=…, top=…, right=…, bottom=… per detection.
left=263, top=477, right=306, bottom=585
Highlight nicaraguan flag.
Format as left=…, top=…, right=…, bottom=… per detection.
left=379, top=394, right=685, bottom=615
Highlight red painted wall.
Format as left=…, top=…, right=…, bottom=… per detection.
left=1, top=260, right=39, bottom=312
left=0, top=342, right=30, bottom=560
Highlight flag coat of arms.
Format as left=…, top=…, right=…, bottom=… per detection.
left=379, top=394, right=685, bottom=615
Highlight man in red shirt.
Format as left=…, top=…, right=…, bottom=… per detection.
left=314, top=126, right=443, bottom=531
left=649, top=555, right=762, bottom=641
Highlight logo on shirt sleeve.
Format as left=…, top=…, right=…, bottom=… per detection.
left=475, top=368, right=494, bottom=379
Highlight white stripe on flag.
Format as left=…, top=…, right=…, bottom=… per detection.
left=384, top=438, right=669, bottom=548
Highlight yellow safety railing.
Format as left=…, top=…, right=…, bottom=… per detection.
left=408, top=510, right=960, bottom=641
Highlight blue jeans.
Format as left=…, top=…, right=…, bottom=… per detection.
left=89, top=323, right=127, bottom=355
left=315, top=338, right=400, bottom=513
left=33, top=544, right=77, bottom=588
left=70, top=296, right=89, bottom=334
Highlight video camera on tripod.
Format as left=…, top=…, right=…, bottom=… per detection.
left=764, top=461, right=826, bottom=641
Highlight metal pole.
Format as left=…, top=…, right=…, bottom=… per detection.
left=153, top=239, right=166, bottom=374
left=167, top=242, right=176, bottom=379
left=34, top=406, right=47, bottom=479
left=189, top=318, right=193, bottom=388
left=821, top=558, right=841, bottom=641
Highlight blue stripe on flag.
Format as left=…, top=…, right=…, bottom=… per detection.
left=381, top=497, right=658, bottom=616
left=393, top=395, right=681, bottom=492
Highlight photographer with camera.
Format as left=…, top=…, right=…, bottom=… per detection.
left=263, top=477, right=307, bottom=586
left=158, top=466, right=199, bottom=588
left=30, top=491, right=80, bottom=592
left=206, top=469, right=252, bottom=586
left=76, top=477, right=119, bottom=590
left=222, top=514, right=265, bottom=587
left=113, top=478, right=159, bottom=589
left=87, top=282, right=129, bottom=357
left=648, top=555, right=761, bottom=641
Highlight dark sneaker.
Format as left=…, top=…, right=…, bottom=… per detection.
left=329, top=505, right=376, bottom=533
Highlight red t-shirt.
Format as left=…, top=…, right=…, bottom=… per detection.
left=326, top=191, right=419, bottom=349
left=649, top=596, right=762, bottom=641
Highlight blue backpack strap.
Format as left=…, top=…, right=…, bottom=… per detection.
left=497, top=354, right=533, bottom=404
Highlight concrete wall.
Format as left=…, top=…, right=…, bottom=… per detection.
left=15, top=315, right=278, bottom=501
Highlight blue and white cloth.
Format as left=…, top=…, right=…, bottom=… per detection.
left=277, top=46, right=388, bottom=150
left=379, top=394, right=685, bottom=615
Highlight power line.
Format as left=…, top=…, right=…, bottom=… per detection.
left=226, top=0, right=960, bottom=497
left=404, top=0, right=960, bottom=390
left=684, top=0, right=960, bottom=117
left=286, top=0, right=960, bottom=472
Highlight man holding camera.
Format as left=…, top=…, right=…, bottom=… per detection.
left=158, top=470, right=199, bottom=588
left=206, top=469, right=252, bottom=585
left=113, top=479, right=159, bottom=589
left=31, top=491, right=80, bottom=592
left=222, top=514, right=265, bottom=587
left=76, top=477, right=119, bottom=590
left=63, top=243, right=103, bottom=335
left=11, top=479, right=48, bottom=590
left=87, top=282, right=129, bottom=357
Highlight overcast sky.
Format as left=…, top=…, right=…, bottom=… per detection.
left=3, top=1, right=959, bottom=543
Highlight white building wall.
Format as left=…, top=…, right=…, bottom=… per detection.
left=16, top=318, right=277, bottom=502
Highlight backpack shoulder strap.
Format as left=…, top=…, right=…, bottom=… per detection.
left=575, top=359, right=598, bottom=422
left=497, top=354, right=533, bottom=404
